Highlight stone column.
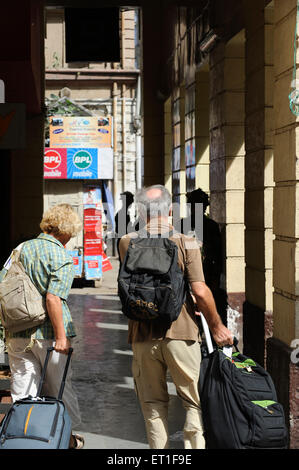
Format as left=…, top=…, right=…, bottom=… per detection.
left=142, top=5, right=164, bottom=186
left=164, top=97, right=172, bottom=193
left=270, top=0, right=299, bottom=448
left=179, top=85, right=186, bottom=218
left=243, top=0, right=274, bottom=366
left=209, top=31, right=245, bottom=337
left=195, top=67, right=210, bottom=194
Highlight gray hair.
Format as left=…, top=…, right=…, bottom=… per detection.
left=135, top=185, right=172, bottom=220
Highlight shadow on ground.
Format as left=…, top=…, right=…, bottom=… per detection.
left=68, top=290, right=185, bottom=449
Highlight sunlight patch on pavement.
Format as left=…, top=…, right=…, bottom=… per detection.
left=89, top=308, right=123, bottom=314
left=77, top=432, right=148, bottom=449
left=113, top=349, right=133, bottom=356
left=95, top=322, right=128, bottom=330
left=95, top=295, right=120, bottom=301
left=117, top=376, right=177, bottom=396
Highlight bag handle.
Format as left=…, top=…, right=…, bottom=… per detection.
left=3, top=243, right=24, bottom=271
left=199, top=312, right=239, bottom=356
left=36, top=346, right=73, bottom=400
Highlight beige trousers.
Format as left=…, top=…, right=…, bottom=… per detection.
left=6, top=338, right=81, bottom=430
left=132, top=339, right=205, bottom=449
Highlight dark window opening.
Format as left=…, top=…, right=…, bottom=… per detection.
left=65, top=8, right=120, bottom=63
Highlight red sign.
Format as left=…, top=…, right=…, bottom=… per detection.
left=84, top=231, right=103, bottom=256
left=102, top=253, right=113, bottom=273
left=44, top=148, right=67, bottom=179
left=84, top=208, right=102, bottom=232
left=87, top=259, right=99, bottom=269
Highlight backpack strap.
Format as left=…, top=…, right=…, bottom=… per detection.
left=3, top=242, right=24, bottom=272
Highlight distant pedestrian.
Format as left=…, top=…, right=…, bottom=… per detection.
left=186, top=188, right=227, bottom=326
left=115, top=191, right=143, bottom=262
left=118, top=185, right=233, bottom=449
left=115, top=192, right=135, bottom=259
left=0, top=204, right=84, bottom=449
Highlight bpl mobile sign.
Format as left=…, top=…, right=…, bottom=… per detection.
left=44, top=148, right=67, bottom=179
left=67, top=148, right=98, bottom=179
left=44, top=147, right=113, bottom=180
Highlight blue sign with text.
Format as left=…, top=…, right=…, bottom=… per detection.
left=67, top=148, right=98, bottom=179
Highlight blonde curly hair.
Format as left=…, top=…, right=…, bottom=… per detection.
left=40, top=204, right=82, bottom=238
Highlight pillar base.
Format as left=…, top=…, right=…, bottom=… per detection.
left=227, top=292, right=245, bottom=351
left=266, top=336, right=299, bottom=449
left=243, top=301, right=273, bottom=366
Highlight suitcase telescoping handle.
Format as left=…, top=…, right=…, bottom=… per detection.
left=36, top=346, right=73, bottom=400
left=199, top=312, right=238, bottom=356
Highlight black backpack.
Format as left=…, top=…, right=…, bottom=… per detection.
left=117, top=232, right=188, bottom=323
left=199, top=339, right=289, bottom=449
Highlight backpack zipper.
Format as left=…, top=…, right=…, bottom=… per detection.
left=123, top=281, right=172, bottom=290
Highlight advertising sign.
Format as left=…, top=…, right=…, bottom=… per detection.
left=84, top=209, right=102, bottom=233
left=84, top=255, right=102, bottom=280
left=83, top=185, right=103, bottom=279
left=83, top=187, right=102, bottom=209
left=44, top=148, right=113, bottom=180
left=102, top=253, right=113, bottom=273
left=67, top=250, right=83, bottom=277
left=49, top=115, right=112, bottom=148
left=84, top=232, right=103, bottom=257
left=44, top=148, right=67, bottom=179
left=67, top=148, right=98, bottom=179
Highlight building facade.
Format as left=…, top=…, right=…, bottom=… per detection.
left=44, top=7, right=141, bottom=259
left=147, top=0, right=298, bottom=447
left=0, top=0, right=298, bottom=447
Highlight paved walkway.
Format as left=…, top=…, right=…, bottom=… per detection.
left=69, top=257, right=186, bottom=450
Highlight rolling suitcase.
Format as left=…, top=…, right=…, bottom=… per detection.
left=0, top=347, right=73, bottom=449
left=198, top=314, right=289, bottom=449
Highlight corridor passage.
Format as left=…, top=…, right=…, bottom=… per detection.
left=68, top=258, right=186, bottom=449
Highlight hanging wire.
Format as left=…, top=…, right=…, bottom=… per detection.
left=289, top=0, right=299, bottom=116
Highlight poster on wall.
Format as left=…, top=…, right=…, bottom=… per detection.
left=44, top=148, right=112, bottom=180
left=44, top=148, right=67, bottom=179
left=83, top=185, right=103, bottom=279
left=102, top=253, right=113, bottom=273
left=84, top=255, right=102, bottom=280
left=68, top=249, right=83, bottom=277
left=49, top=115, right=112, bottom=148
left=83, top=187, right=102, bottom=209
left=67, top=148, right=98, bottom=179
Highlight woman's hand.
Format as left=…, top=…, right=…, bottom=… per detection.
left=54, top=337, right=71, bottom=355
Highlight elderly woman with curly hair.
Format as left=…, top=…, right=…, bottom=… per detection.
left=3, top=204, right=84, bottom=449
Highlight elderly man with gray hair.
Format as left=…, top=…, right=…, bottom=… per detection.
left=118, top=185, right=233, bottom=449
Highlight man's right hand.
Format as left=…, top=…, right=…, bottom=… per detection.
left=211, top=323, right=233, bottom=347
left=191, top=281, right=234, bottom=347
